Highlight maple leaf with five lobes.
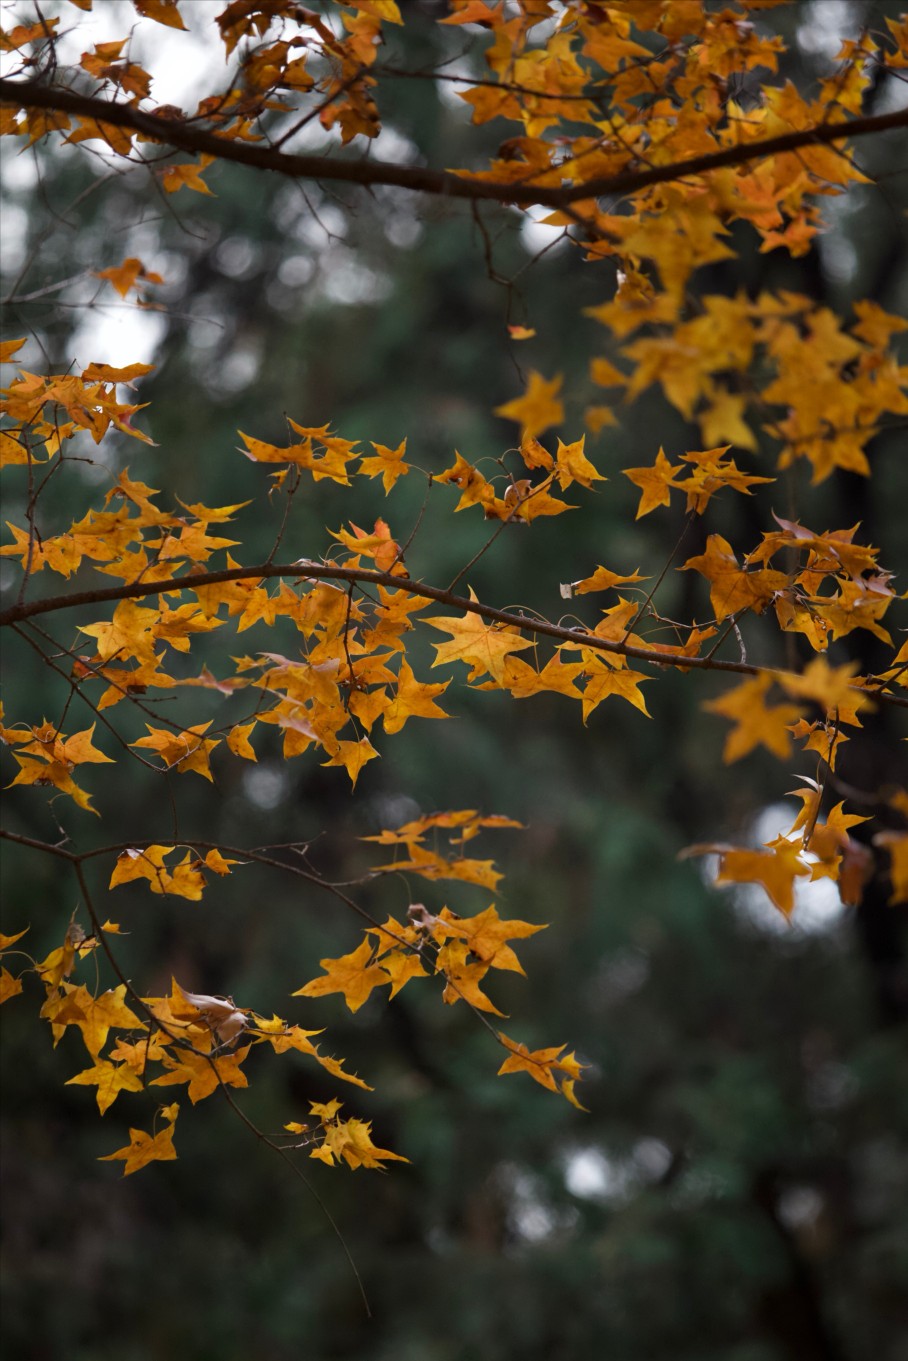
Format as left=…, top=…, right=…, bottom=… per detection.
left=335, top=1118, right=410, bottom=1170
left=496, top=1031, right=589, bottom=1108
left=580, top=658, right=652, bottom=722
left=704, top=674, right=803, bottom=763
left=382, top=659, right=450, bottom=734
left=369, top=841, right=504, bottom=891
left=774, top=658, right=866, bottom=716
left=109, top=845, right=206, bottom=901
left=357, top=438, right=409, bottom=493
left=698, top=388, right=758, bottom=452
left=6, top=754, right=101, bottom=815
left=495, top=652, right=585, bottom=701
left=805, top=801, right=870, bottom=871
left=100, top=1104, right=179, bottom=1177
left=311, top=1113, right=409, bottom=1170
left=109, top=1033, right=169, bottom=1072
left=436, top=939, right=504, bottom=1016
left=130, top=722, right=220, bottom=779
left=425, top=591, right=533, bottom=683
left=435, top=904, right=546, bottom=975
left=681, top=534, right=789, bottom=622
left=41, top=984, right=144, bottom=1058
left=554, top=435, right=606, bottom=491
left=320, top=736, right=379, bottom=787
left=677, top=447, right=773, bottom=513
left=684, top=836, right=811, bottom=918
left=715, top=837, right=812, bottom=918
left=78, top=599, right=161, bottom=665
left=623, top=447, right=681, bottom=518
left=66, top=1058, right=144, bottom=1114
left=378, top=949, right=429, bottom=998
left=161, top=157, right=215, bottom=195
left=294, top=938, right=390, bottom=1013
left=152, top=1045, right=251, bottom=1104
left=494, top=370, right=564, bottom=441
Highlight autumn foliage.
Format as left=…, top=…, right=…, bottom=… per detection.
left=1, top=0, right=906, bottom=1219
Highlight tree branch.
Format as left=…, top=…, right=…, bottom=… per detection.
left=1, top=559, right=903, bottom=706
left=2, top=78, right=906, bottom=210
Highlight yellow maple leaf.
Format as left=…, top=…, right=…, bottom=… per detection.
left=66, top=1059, right=144, bottom=1114
left=704, top=675, right=803, bottom=763
left=0, top=967, right=24, bottom=1004
left=774, top=658, right=865, bottom=716
left=494, top=371, right=564, bottom=441
left=152, top=1045, right=250, bottom=1104
left=712, top=836, right=811, bottom=917
left=133, top=0, right=187, bottom=29
left=496, top=1033, right=569, bottom=1092
left=294, top=938, right=389, bottom=1013
left=425, top=591, right=533, bottom=683
left=623, top=447, right=681, bottom=517
left=42, top=984, right=144, bottom=1058
left=682, top=535, right=789, bottom=622
left=553, top=435, right=606, bottom=491
left=382, top=659, right=449, bottom=734
left=0, top=337, right=27, bottom=362
left=357, top=438, right=409, bottom=493
left=436, top=939, right=504, bottom=1016
left=378, top=949, right=429, bottom=998
left=320, top=736, right=379, bottom=786
left=99, top=1105, right=179, bottom=1177
left=161, top=157, right=215, bottom=195
left=581, top=658, right=652, bottom=721
left=561, top=565, right=648, bottom=597
left=130, top=722, right=220, bottom=779
left=435, top=904, right=546, bottom=975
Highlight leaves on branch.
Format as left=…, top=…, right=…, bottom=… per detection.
left=0, top=0, right=905, bottom=1195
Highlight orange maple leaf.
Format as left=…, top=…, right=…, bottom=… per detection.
left=436, top=939, right=504, bottom=1016
left=623, top=447, right=681, bottom=517
left=99, top=1105, right=179, bottom=1177
left=687, top=836, right=811, bottom=918
left=704, top=674, right=803, bottom=762
left=357, top=438, right=409, bottom=493
left=425, top=592, right=533, bottom=682
left=152, top=1045, right=251, bottom=1104
left=66, top=1059, right=144, bottom=1114
left=382, top=659, right=449, bottom=734
left=294, top=938, right=389, bottom=1013
left=435, top=904, right=546, bottom=975
left=494, top=371, right=564, bottom=441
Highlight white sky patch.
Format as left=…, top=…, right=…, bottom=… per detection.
left=563, top=1139, right=673, bottom=1204
left=8, top=0, right=228, bottom=110
left=519, top=204, right=569, bottom=257
left=243, top=764, right=290, bottom=811
left=436, top=76, right=473, bottom=113
left=69, top=302, right=167, bottom=371
left=1, top=1, right=227, bottom=370
left=796, top=1, right=856, bottom=60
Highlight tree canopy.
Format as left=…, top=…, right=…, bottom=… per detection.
left=1, top=0, right=907, bottom=1351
